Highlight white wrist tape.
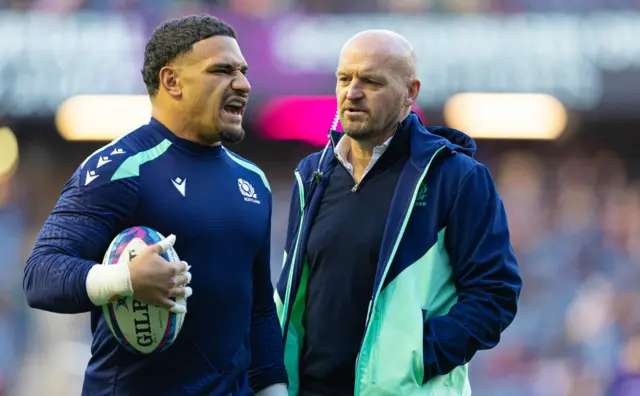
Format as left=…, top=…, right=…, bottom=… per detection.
left=256, top=384, right=288, bottom=396
left=86, top=263, right=133, bottom=306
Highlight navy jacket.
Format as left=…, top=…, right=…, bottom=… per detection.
left=275, top=112, right=522, bottom=394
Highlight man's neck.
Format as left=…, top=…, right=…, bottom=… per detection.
left=152, top=108, right=220, bottom=147
left=348, top=128, right=395, bottom=182
left=347, top=110, right=410, bottom=180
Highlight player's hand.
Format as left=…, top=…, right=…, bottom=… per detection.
left=128, top=234, right=192, bottom=314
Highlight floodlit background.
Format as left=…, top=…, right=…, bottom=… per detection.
left=2, top=1, right=640, bottom=395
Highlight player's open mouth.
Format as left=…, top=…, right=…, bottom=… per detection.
left=222, top=99, right=245, bottom=121
left=223, top=101, right=244, bottom=115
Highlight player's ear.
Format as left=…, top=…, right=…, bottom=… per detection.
left=159, top=66, right=182, bottom=98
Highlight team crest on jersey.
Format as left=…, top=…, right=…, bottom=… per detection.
left=238, top=178, right=260, bottom=204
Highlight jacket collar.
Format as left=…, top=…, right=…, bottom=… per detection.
left=326, top=111, right=473, bottom=170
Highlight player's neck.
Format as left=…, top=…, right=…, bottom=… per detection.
left=152, top=109, right=220, bottom=147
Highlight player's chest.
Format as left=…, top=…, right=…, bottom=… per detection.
left=133, top=165, right=269, bottom=246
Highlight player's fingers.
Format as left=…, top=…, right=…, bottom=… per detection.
left=168, top=301, right=187, bottom=314
left=172, top=261, right=188, bottom=275
left=153, top=234, right=176, bottom=254
left=174, top=272, right=190, bottom=287
left=169, top=286, right=193, bottom=298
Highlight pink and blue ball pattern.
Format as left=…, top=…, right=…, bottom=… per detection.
left=104, top=226, right=179, bottom=354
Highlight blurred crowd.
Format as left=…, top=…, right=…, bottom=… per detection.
left=2, top=0, right=640, bottom=15
left=3, top=140, right=640, bottom=395
left=2, top=0, right=640, bottom=396
left=465, top=149, right=640, bottom=396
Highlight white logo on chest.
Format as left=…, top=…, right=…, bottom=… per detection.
left=172, top=177, right=186, bottom=197
left=238, top=178, right=260, bottom=204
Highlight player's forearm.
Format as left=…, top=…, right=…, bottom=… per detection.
left=23, top=249, right=97, bottom=313
left=249, top=299, right=288, bottom=391
left=24, top=248, right=133, bottom=313
left=250, top=225, right=288, bottom=391
left=249, top=278, right=288, bottom=391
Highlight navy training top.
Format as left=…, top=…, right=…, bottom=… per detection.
left=23, top=118, right=287, bottom=396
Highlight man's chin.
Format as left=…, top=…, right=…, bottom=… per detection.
left=219, top=128, right=245, bottom=144
left=342, top=125, right=373, bottom=141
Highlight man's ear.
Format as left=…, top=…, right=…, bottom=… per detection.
left=159, top=65, right=182, bottom=98
left=405, top=79, right=420, bottom=107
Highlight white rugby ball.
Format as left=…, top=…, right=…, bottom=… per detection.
left=101, top=226, right=186, bottom=354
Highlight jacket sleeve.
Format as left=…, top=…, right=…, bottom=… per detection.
left=249, top=192, right=289, bottom=392
left=23, top=160, right=138, bottom=313
left=423, top=164, right=522, bottom=381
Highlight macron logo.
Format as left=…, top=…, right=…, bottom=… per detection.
left=111, top=148, right=125, bottom=155
left=85, top=170, right=99, bottom=186
left=172, top=177, right=186, bottom=197
left=97, top=156, right=112, bottom=168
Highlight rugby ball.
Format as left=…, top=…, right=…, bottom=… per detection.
left=101, top=226, right=186, bottom=354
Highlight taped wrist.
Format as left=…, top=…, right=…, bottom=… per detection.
left=85, top=263, right=133, bottom=306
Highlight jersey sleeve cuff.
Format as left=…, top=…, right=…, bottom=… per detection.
left=249, top=367, right=289, bottom=393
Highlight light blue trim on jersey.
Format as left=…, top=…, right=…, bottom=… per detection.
left=224, top=149, right=271, bottom=192
left=111, top=139, right=172, bottom=181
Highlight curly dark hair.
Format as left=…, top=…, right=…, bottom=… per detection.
left=142, top=15, right=236, bottom=96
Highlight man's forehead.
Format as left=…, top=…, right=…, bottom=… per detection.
left=337, top=51, right=396, bottom=75
left=337, top=30, right=416, bottom=79
left=188, top=35, right=246, bottom=65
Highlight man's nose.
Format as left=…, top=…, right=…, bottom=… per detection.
left=232, top=73, right=251, bottom=93
left=346, top=82, right=364, bottom=101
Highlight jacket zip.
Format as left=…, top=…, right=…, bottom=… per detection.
left=333, top=143, right=359, bottom=192
left=335, top=150, right=371, bottom=193
left=354, top=145, right=447, bottom=393
left=282, top=138, right=331, bottom=340
left=280, top=171, right=306, bottom=331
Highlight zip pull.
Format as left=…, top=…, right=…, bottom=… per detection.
left=313, top=171, right=323, bottom=184
left=351, top=184, right=358, bottom=192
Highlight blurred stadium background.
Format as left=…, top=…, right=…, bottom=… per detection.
left=2, top=0, right=640, bottom=395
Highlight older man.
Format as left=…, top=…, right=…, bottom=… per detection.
left=275, top=30, right=522, bottom=396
